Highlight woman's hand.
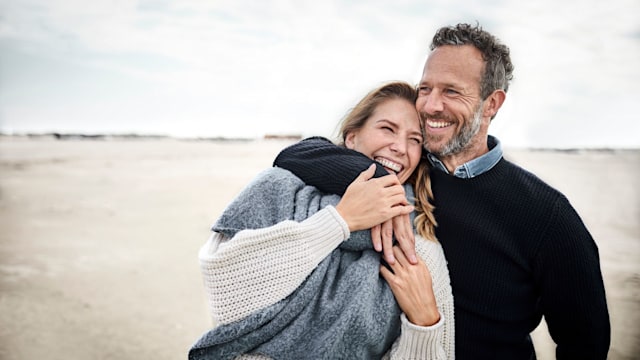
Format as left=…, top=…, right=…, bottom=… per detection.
left=371, top=215, right=417, bottom=265
left=380, top=246, right=440, bottom=327
left=335, top=164, right=413, bottom=232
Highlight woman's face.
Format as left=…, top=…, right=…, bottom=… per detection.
left=345, top=98, right=423, bottom=184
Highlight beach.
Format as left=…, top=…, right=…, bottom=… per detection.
left=0, top=137, right=638, bottom=359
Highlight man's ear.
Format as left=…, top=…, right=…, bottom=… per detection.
left=484, top=89, right=506, bottom=119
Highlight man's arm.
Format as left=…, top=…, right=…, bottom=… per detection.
left=274, top=137, right=388, bottom=195
left=535, top=196, right=610, bottom=359
left=275, top=137, right=419, bottom=264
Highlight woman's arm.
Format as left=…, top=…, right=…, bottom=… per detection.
left=200, top=206, right=350, bottom=325
left=201, top=167, right=413, bottom=325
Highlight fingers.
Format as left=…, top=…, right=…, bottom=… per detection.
left=355, top=163, right=377, bottom=182
left=337, top=164, right=414, bottom=233
left=337, top=171, right=411, bottom=231
left=371, top=224, right=382, bottom=252
left=390, top=203, right=415, bottom=216
left=392, top=244, right=408, bottom=265
left=381, top=220, right=395, bottom=264
left=372, top=173, right=402, bottom=187
left=379, top=262, right=394, bottom=283
left=381, top=213, right=416, bottom=265
left=380, top=246, right=439, bottom=327
left=393, top=214, right=418, bottom=264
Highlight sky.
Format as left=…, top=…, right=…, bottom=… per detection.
left=1, top=0, right=639, bottom=148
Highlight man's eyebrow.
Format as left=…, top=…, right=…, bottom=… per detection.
left=419, top=80, right=465, bottom=90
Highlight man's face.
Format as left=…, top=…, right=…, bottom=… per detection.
left=415, top=45, right=489, bottom=158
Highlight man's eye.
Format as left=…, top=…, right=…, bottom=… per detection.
left=445, top=89, right=459, bottom=95
left=418, top=86, right=431, bottom=94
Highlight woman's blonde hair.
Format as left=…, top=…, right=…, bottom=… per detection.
left=411, top=160, right=438, bottom=241
left=338, top=82, right=417, bottom=146
left=337, top=81, right=437, bottom=241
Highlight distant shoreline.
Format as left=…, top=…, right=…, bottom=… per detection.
left=0, top=132, right=637, bottom=152
left=0, top=132, right=303, bottom=143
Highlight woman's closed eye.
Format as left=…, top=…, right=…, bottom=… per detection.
left=381, top=126, right=395, bottom=133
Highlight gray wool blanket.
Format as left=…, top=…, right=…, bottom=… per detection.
left=189, top=167, right=415, bottom=360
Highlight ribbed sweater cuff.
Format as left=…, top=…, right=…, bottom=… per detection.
left=299, top=206, right=350, bottom=264
left=392, top=313, right=445, bottom=359
left=323, top=205, right=351, bottom=241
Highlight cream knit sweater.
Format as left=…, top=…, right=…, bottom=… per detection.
left=199, top=206, right=454, bottom=359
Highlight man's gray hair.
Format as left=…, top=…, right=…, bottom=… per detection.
left=431, top=23, right=514, bottom=100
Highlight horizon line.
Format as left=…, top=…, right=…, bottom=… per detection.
left=1, top=131, right=638, bottom=151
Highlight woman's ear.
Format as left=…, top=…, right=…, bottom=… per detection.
left=345, top=132, right=357, bottom=150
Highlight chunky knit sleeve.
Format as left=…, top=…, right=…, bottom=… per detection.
left=273, top=137, right=388, bottom=195
left=533, top=195, right=610, bottom=359
left=199, top=206, right=350, bottom=325
left=384, top=237, right=454, bottom=359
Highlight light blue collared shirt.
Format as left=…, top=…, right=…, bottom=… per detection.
left=426, top=135, right=503, bottom=178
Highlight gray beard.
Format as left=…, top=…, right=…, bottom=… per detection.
left=428, top=102, right=483, bottom=157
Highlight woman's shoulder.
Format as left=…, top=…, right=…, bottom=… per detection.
left=415, top=235, right=448, bottom=273
left=245, top=167, right=306, bottom=190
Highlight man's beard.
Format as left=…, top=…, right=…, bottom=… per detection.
left=424, top=101, right=484, bottom=157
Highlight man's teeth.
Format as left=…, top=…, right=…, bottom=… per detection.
left=375, top=157, right=402, bottom=173
left=427, top=120, right=450, bottom=128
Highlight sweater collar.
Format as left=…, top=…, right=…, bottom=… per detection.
left=426, top=135, right=503, bottom=178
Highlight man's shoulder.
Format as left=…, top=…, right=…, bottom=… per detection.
left=497, top=158, right=566, bottom=201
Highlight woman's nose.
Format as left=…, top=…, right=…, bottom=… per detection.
left=390, top=137, right=407, bottom=155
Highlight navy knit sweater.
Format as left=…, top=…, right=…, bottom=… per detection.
left=274, top=137, right=610, bottom=359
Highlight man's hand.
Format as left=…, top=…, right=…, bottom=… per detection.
left=380, top=246, right=440, bottom=327
left=335, top=164, right=414, bottom=231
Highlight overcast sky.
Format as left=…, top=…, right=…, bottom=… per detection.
left=1, top=0, right=639, bottom=148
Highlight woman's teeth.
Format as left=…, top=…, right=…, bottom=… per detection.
left=375, top=157, right=402, bottom=173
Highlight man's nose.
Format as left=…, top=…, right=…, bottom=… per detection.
left=418, top=91, right=444, bottom=114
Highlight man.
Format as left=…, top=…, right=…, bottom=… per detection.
left=274, top=23, right=610, bottom=359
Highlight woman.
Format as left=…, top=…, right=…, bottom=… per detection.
left=189, top=82, right=454, bottom=359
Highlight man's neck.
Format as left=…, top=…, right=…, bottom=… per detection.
left=439, top=140, right=489, bottom=173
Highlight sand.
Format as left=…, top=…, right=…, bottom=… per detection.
left=0, top=137, right=638, bottom=359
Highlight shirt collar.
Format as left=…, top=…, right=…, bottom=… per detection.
left=426, top=135, right=503, bottom=178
